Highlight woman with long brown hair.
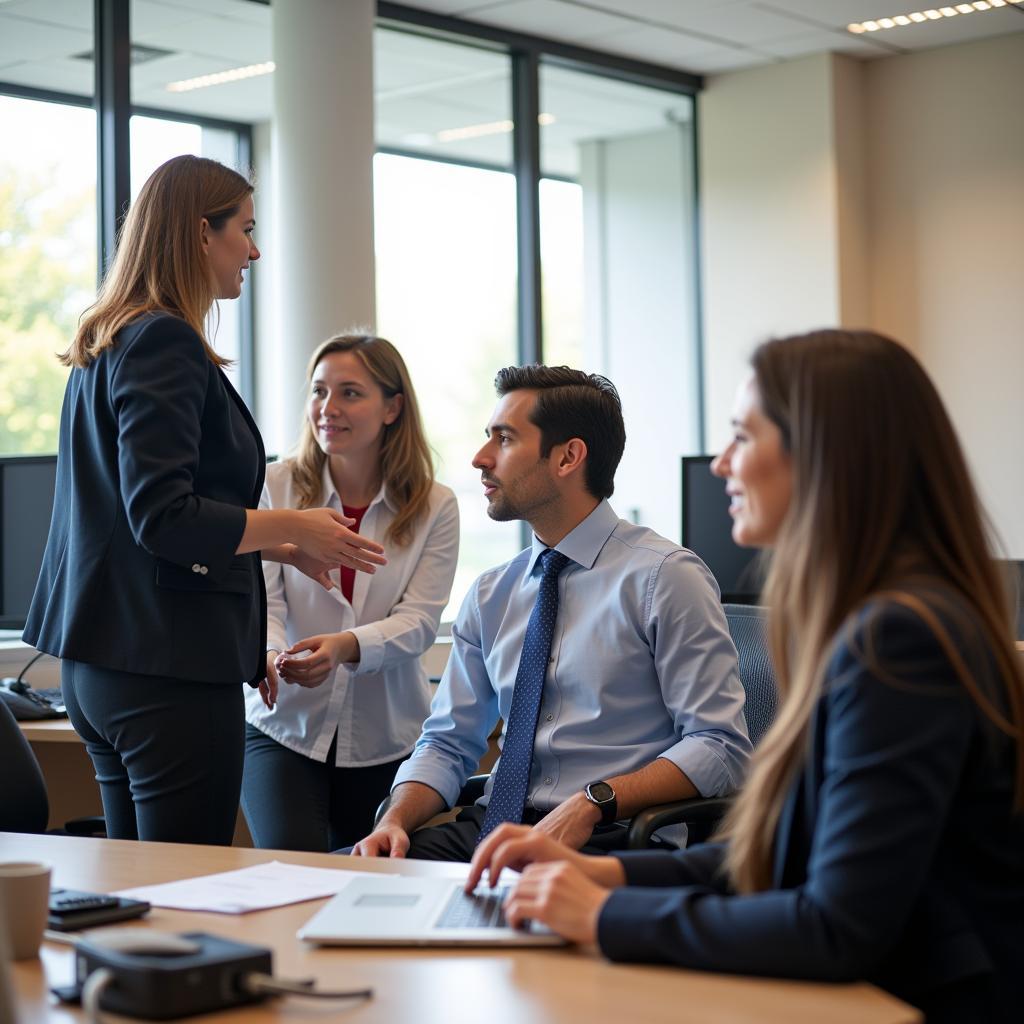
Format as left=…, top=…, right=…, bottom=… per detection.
left=24, top=156, right=384, bottom=845
left=240, top=334, right=459, bottom=852
left=467, top=330, right=1024, bottom=1022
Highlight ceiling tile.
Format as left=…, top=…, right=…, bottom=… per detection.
left=755, top=29, right=885, bottom=60
left=588, top=24, right=752, bottom=69
left=0, top=14, right=90, bottom=64
left=140, top=16, right=271, bottom=65
left=1, top=0, right=92, bottom=31
left=469, top=0, right=637, bottom=42
left=604, top=0, right=816, bottom=45
left=0, top=56, right=93, bottom=96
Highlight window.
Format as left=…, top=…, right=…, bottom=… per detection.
left=540, top=65, right=700, bottom=541
left=375, top=29, right=520, bottom=619
left=0, top=0, right=96, bottom=456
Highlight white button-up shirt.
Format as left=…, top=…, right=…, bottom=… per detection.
left=244, top=460, right=459, bottom=767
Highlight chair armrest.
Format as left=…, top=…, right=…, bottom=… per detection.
left=457, top=774, right=488, bottom=806
left=626, top=796, right=732, bottom=849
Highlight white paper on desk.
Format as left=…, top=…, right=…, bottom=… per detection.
left=113, top=861, right=365, bottom=914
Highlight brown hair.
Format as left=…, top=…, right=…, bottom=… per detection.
left=721, top=329, right=1024, bottom=893
left=62, top=155, right=253, bottom=368
left=494, top=365, right=625, bottom=499
left=288, top=334, right=434, bottom=546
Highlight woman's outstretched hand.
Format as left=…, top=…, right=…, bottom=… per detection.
left=293, top=508, right=387, bottom=573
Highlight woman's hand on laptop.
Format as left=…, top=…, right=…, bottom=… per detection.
left=503, top=860, right=613, bottom=945
left=466, top=824, right=626, bottom=892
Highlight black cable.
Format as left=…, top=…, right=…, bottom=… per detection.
left=242, top=973, right=373, bottom=1002
left=15, top=650, right=47, bottom=686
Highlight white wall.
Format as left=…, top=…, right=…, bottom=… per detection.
left=698, top=34, right=1024, bottom=556
left=864, top=32, right=1024, bottom=556
left=579, top=125, right=700, bottom=541
left=698, top=53, right=842, bottom=453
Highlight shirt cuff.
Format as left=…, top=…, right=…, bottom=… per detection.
left=391, top=751, right=462, bottom=808
left=346, top=622, right=385, bottom=674
left=657, top=737, right=733, bottom=798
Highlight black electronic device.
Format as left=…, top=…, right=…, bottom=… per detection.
left=56, top=931, right=272, bottom=1019
left=0, top=678, right=65, bottom=720
left=0, top=454, right=58, bottom=631
left=48, top=888, right=151, bottom=932
left=681, top=455, right=764, bottom=604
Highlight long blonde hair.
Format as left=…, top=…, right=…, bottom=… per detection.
left=721, top=329, right=1024, bottom=893
left=290, top=334, right=434, bottom=547
left=62, top=155, right=253, bottom=368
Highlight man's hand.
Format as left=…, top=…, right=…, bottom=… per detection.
left=503, top=861, right=612, bottom=945
left=529, top=791, right=602, bottom=850
left=350, top=822, right=411, bottom=858
left=466, top=823, right=625, bottom=892
left=275, top=632, right=358, bottom=688
left=258, top=651, right=280, bottom=709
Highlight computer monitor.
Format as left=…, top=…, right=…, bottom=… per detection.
left=681, top=455, right=764, bottom=605
left=0, top=455, right=58, bottom=630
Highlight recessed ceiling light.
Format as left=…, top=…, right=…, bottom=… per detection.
left=847, top=0, right=1019, bottom=32
left=166, top=61, right=275, bottom=93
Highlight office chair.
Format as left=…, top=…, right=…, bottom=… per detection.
left=0, top=699, right=49, bottom=833
left=626, top=603, right=777, bottom=847
left=0, top=700, right=105, bottom=837
left=376, top=604, right=778, bottom=849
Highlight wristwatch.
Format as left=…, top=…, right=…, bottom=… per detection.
left=584, top=781, right=618, bottom=826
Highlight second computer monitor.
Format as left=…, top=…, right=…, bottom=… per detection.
left=681, top=455, right=764, bottom=605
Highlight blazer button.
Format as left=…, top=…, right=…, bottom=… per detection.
left=191, top=563, right=201, bottom=573
left=199, top=566, right=208, bottom=575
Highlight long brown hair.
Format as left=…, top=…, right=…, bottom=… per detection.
left=62, top=155, right=253, bottom=368
left=722, top=329, right=1024, bottom=893
left=289, top=334, right=434, bottom=546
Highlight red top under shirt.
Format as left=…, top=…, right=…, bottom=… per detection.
left=339, top=504, right=369, bottom=604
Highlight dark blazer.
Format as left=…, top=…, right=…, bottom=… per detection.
left=599, top=598, right=1024, bottom=1023
left=24, top=313, right=267, bottom=685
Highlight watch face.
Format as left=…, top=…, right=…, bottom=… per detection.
left=587, top=782, right=614, bottom=804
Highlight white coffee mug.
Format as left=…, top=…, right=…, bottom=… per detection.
left=0, top=862, right=51, bottom=960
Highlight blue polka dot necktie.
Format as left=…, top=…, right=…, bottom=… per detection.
left=477, top=548, right=572, bottom=844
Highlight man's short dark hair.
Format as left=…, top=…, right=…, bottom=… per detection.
left=494, top=365, right=626, bottom=499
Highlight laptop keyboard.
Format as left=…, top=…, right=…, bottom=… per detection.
left=436, top=887, right=510, bottom=929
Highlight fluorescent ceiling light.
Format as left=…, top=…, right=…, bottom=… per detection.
left=436, top=113, right=555, bottom=143
left=167, top=61, right=275, bottom=93
left=848, top=0, right=1017, bottom=31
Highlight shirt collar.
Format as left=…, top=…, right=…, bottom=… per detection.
left=318, top=461, right=393, bottom=512
left=526, top=499, right=618, bottom=575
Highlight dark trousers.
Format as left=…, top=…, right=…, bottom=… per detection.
left=241, top=724, right=404, bottom=852
left=404, top=804, right=633, bottom=862
left=61, top=659, right=244, bottom=845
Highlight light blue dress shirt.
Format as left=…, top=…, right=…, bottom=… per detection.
left=392, top=500, right=752, bottom=827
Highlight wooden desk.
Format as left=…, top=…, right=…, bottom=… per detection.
left=2, top=833, right=920, bottom=1024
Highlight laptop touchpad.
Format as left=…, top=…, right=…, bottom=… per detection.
left=355, top=893, right=420, bottom=908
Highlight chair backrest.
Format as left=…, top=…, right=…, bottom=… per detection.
left=723, top=603, right=778, bottom=748
left=0, top=700, right=49, bottom=833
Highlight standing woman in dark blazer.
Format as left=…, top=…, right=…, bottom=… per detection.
left=24, top=155, right=385, bottom=845
left=469, top=330, right=1024, bottom=1023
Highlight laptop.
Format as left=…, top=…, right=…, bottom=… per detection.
left=297, top=873, right=566, bottom=947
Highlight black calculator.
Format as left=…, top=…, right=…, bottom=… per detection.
left=48, top=888, right=151, bottom=931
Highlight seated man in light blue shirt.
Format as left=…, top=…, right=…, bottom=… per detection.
left=352, top=365, right=750, bottom=861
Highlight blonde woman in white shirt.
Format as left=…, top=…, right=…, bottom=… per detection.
left=242, top=334, right=459, bottom=851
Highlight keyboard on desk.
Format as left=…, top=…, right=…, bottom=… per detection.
left=436, top=886, right=511, bottom=929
